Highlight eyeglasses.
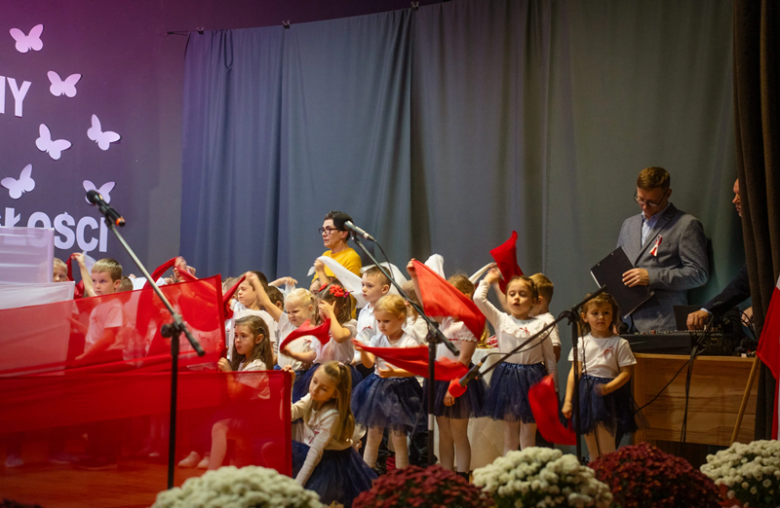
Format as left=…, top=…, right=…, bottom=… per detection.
left=634, top=190, right=668, bottom=209
left=318, top=227, right=338, bottom=235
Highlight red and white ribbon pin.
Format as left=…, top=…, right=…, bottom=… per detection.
left=650, top=235, right=663, bottom=257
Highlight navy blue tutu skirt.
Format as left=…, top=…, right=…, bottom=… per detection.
left=422, top=364, right=486, bottom=419
left=293, top=364, right=364, bottom=402
left=575, top=375, right=637, bottom=436
left=292, top=441, right=376, bottom=508
left=351, top=373, right=423, bottom=434
left=483, top=362, right=546, bottom=423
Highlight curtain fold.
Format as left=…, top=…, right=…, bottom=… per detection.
left=733, top=0, right=780, bottom=439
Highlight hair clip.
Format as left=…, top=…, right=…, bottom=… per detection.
left=318, top=283, right=329, bottom=293
left=328, top=285, right=350, bottom=299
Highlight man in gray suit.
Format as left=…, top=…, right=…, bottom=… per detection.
left=617, top=167, right=709, bottom=332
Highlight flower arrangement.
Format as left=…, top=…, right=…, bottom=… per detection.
left=472, top=447, right=612, bottom=508
left=352, top=464, right=492, bottom=508
left=151, top=465, right=323, bottom=508
left=700, top=440, right=780, bottom=508
left=589, top=442, right=720, bottom=508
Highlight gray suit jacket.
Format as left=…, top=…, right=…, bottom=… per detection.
left=616, top=203, right=709, bottom=332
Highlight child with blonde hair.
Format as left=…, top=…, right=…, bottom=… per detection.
left=351, top=294, right=423, bottom=470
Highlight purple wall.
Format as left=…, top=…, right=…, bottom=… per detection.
left=0, top=0, right=434, bottom=272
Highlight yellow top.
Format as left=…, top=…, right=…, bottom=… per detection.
left=321, top=247, right=362, bottom=278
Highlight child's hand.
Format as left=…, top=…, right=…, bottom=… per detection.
left=561, top=401, right=572, bottom=419
left=72, top=253, right=85, bottom=266
left=443, top=393, right=455, bottom=407
left=245, top=271, right=260, bottom=286
left=484, top=267, right=501, bottom=284
left=596, top=384, right=609, bottom=397
left=272, top=276, right=297, bottom=287
left=354, top=342, right=365, bottom=352
left=281, top=365, right=295, bottom=377
left=280, top=345, right=291, bottom=356
left=406, top=259, right=417, bottom=278
left=217, top=358, right=232, bottom=372
left=319, top=299, right=335, bottom=319
left=314, top=259, right=325, bottom=271
left=377, top=366, right=395, bottom=378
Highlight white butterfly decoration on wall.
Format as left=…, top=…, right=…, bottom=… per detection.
left=1, top=164, right=35, bottom=199
left=36, top=124, right=72, bottom=160
left=87, top=115, right=121, bottom=151
left=82, top=180, right=115, bottom=204
left=9, top=24, right=44, bottom=53
left=48, top=71, right=82, bottom=98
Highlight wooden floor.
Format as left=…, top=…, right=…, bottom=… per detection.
left=1, top=450, right=202, bottom=508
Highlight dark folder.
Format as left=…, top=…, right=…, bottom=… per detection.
left=590, top=247, right=654, bottom=319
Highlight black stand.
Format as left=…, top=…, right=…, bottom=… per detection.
left=349, top=234, right=458, bottom=466
left=104, top=220, right=205, bottom=489
left=464, top=286, right=605, bottom=462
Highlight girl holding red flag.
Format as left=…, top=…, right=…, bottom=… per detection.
left=351, top=294, right=423, bottom=470
left=407, top=263, right=486, bottom=480
left=474, top=268, right=557, bottom=453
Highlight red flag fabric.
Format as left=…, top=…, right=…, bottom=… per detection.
left=412, top=260, right=486, bottom=341
left=529, top=375, right=576, bottom=445
left=490, top=231, right=524, bottom=293
left=0, top=275, right=226, bottom=376
left=222, top=275, right=245, bottom=319
left=354, top=340, right=468, bottom=382
left=279, top=319, right=331, bottom=352
left=144, top=257, right=178, bottom=288
left=757, top=274, right=780, bottom=438
left=66, top=253, right=86, bottom=298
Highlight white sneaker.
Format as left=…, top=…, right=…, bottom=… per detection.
left=178, top=451, right=200, bottom=468
left=196, top=454, right=210, bottom=469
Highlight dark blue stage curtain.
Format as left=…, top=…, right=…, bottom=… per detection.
left=181, top=0, right=739, bottom=321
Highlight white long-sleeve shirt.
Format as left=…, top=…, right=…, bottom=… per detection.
left=473, top=281, right=558, bottom=389
left=291, top=394, right=353, bottom=486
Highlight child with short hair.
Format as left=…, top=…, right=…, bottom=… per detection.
left=562, top=293, right=636, bottom=459
left=354, top=266, right=391, bottom=377
left=474, top=268, right=557, bottom=453
left=529, top=273, right=561, bottom=362
left=208, top=315, right=274, bottom=470
left=352, top=294, right=423, bottom=470
left=292, top=361, right=377, bottom=507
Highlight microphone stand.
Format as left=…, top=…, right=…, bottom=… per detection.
left=101, top=218, right=204, bottom=489
left=349, top=234, right=458, bottom=466
left=463, top=286, right=606, bottom=462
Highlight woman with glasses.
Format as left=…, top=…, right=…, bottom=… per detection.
left=312, top=211, right=363, bottom=292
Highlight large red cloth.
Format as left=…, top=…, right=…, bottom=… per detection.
left=354, top=339, right=468, bottom=382
left=490, top=231, right=524, bottom=293
left=279, top=319, right=331, bottom=352
left=222, top=275, right=245, bottom=319
left=529, top=375, right=576, bottom=445
left=757, top=275, right=780, bottom=438
left=0, top=275, right=226, bottom=376
left=412, top=260, right=486, bottom=341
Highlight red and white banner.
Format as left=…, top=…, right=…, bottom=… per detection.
left=757, top=274, right=780, bottom=438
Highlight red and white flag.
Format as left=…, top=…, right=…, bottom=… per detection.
left=757, top=274, right=780, bottom=438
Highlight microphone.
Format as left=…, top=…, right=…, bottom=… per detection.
left=344, top=221, right=375, bottom=242
left=458, top=359, right=484, bottom=388
left=86, top=190, right=125, bottom=227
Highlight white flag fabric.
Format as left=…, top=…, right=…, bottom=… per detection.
left=317, top=256, right=367, bottom=309
left=424, top=254, right=446, bottom=278
left=0, top=227, right=54, bottom=284
left=0, top=281, right=75, bottom=310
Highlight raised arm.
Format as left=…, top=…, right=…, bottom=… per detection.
left=472, top=268, right=505, bottom=329
left=246, top=271, right=283, bottom=323
left=73, top=253, right=95, bottom=297
left=319, top=300, right=352, bottom=343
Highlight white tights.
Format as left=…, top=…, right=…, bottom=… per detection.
left=437, top=416, right=471, bottom=472
left=363, top=427, right=410, bottom=469
left=503, top=421, right=537, bottom=454
left=583, top=424, right=615, bottom=459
